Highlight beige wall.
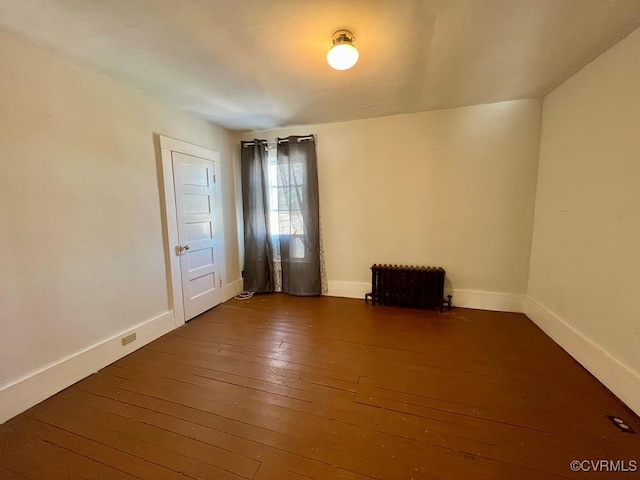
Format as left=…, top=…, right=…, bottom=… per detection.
left=526, top=28, right=640, bottom=414
left=242, top=99, right=542, bottom=310
left=0, top=30, right=240, bottom=393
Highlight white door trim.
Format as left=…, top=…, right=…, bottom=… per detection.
left=159, top=135, right=226, bottom=327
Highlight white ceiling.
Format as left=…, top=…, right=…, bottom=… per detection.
left=1, top=0, right=640, bottom=131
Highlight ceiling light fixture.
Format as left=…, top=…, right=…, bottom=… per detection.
left=327, top=30, right=359, bottom=70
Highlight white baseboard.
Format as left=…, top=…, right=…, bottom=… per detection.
left=326, top=280, right=370, bottom=299
left=0, top=311, right=175, bottom=424
left=325, top=281, right=524, bottom=313
left=525, top=296, right=640, bottom=416
left=223, top=278, right=244, bottom=302
left=450, top=289, right=524, bottom=312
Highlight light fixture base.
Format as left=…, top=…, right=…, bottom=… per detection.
left=332, top=30, right=356, bottom=46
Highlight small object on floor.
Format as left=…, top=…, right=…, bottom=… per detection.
left=234, top=291, right=255, bottom=300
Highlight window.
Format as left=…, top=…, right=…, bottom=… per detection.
left=267, top=148, right=306, bottom=259
left=267, top=151, right=280, bottom=235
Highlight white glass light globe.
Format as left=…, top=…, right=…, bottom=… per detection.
left=327, top=43, right=359, bottom=70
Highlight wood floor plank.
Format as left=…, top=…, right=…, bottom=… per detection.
left=7, top=416, right=192, bottom=480
left=71, top=375, right=435, bottom=479
left=354, top=381, right=623, bottom=438
left=71, top=383, right=373, bottom=480
left=0, top=465, right=30, bottom=480
left=252, top=465, right=312, bottom=480
left=24, top=400, right=248, bottom=480
left=2, top=295, right=639, bottom=480
left=0, top=418, right=134, bottom=480
left=74, top=366, right=575, bottom=478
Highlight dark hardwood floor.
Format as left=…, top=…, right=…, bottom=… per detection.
left=1, top=295, right=638, bottom=479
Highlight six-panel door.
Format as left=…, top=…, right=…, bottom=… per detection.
left=172, top=151, right=222, bottom=320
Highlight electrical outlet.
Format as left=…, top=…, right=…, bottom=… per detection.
left=607, top=415, right=637, bottom=434
left=121, top=332, right=137, bottom=346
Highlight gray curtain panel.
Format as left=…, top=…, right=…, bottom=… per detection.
left=240, top=140, right=274, bottom=293
left=276, top=136, right=321, bottom=296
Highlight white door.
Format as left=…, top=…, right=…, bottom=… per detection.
left=172, top=151, right=222, bottom=320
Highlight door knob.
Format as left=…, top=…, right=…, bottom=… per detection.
left=178, top=244, right=190, bottom=255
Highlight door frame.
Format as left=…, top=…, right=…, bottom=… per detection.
left=159, top=135, right=226, bottom=327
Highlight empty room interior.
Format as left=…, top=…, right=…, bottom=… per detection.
left=1, top=1, right=640, bottom=478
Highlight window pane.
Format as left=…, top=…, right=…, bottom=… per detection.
left=292, top=236, right=305, bottom=259
left=267, top=150, right=306, bottom=237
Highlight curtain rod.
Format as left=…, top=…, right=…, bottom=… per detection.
left=241, top=135, right=314, bottom=147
